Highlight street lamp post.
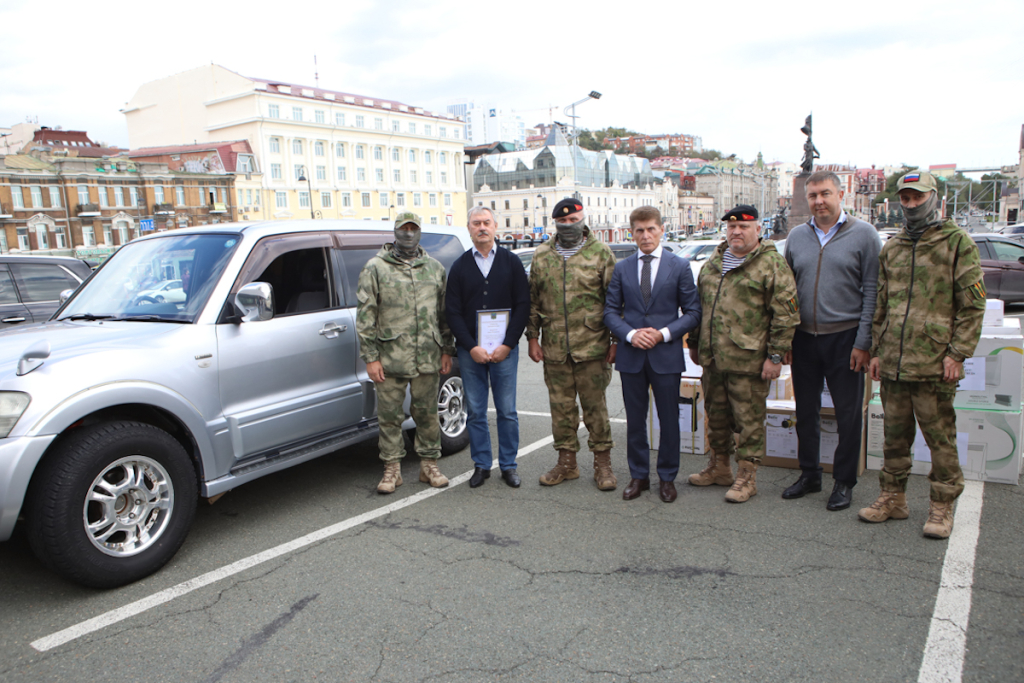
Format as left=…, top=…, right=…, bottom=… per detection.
left=563, top=91, right=601, bottom=202
left=297, top=170, right=315, bottom=219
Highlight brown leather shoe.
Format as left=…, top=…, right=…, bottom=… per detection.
left=659, top=480, right=677, bottom=503
left=622, top=478, right=650, bottom=500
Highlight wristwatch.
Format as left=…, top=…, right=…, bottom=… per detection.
left=769, top=353, right=783, bottom=364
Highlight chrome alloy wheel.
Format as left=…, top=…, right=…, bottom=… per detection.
left=83, top=455, right=175, bottom=558
left=437, top=376, right=467, bottom=438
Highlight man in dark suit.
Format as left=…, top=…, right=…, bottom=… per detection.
left=604, top=206, right=702, bottom=502
left=446, top=206, right=530, bottom=488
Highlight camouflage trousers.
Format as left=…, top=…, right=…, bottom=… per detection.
left=542, top=357, right=613, bottom=453
left=376, top=372, right=441, bottom=463
left=702, top=363, right=769, bottom=464
left=879, top=379, right=964, bottom=503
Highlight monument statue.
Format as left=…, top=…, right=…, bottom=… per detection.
left=800, top=114, right=819, bottom=175
left=772, top=206, right=789, bottom=238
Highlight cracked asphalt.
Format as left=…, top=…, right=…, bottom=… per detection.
left=0, top=356, right=1022, bottom=682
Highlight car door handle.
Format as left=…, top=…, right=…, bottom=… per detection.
left=319, top=322, right=347, bottom=339
left=2, top=317, right=26, bottom=323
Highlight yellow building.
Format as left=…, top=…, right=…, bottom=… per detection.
left=123, top=64, right=467, bottom=226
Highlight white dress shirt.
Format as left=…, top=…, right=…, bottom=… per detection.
left=625, top=245, right=672, bottom=345
left=811, top=209, right=848, bottom=247
left=472, top=244, right=496, bottom=278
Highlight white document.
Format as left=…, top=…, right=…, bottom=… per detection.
left=679, top=404, right=693, bottom=434
left=957, top=357, right=985, bottom=391
left=477, top=309, right=510, bottom=354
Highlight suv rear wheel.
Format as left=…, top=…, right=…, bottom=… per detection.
left=26, top=421, right=198, bottom=588
left=438, top=361, right=469, bottom=455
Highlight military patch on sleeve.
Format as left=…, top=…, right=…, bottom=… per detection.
left=966, top=281, right=987, bottom=302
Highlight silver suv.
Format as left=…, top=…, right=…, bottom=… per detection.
left=0, top=220, right=471, bottom=587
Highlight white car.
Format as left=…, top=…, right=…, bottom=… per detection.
left=135, top=279, right=186, bottom=304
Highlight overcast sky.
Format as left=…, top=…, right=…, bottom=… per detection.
left=2, top=0, right=1021, bottom=171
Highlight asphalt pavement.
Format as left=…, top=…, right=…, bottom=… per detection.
left=0, top=351, right=1021, bottom=682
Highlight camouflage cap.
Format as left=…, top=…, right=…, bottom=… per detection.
left=896, top=171, right=938, bottom=194
left=394, top=211, right=422, bottom=229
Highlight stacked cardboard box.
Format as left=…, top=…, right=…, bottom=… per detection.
left=866, top=302, right=1023, bottom=484
left=648, top=364, right=708, bottom=455
left=762, top=386, right=870, bottom=475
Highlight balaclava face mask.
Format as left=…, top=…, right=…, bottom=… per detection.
left=555, top=217, right=586, bottom=249
left=904, top=191, right=940, bottom=241
left=394, top=224, right=421, bottom=259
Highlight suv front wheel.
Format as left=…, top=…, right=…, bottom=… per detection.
left=438, top=359, right=469, bottom=455
left=26, top=421, right=198, bottom=588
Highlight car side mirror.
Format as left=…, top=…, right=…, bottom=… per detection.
left=234, top=282, right=274, bottom=322
left=58, top=288, right=75, bottom=305
left=1018, top=256, right=1024, bottom=266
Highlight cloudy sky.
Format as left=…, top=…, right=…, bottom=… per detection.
left=2, top=0, right=1021, bottom=170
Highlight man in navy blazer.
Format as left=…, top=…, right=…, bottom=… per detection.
left=603, top=206, right=702, bottom=502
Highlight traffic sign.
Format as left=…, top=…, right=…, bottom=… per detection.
left=140, top=219, right=155, bottom=232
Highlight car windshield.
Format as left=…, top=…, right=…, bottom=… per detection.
left=58, top=233, right=241, bottom=323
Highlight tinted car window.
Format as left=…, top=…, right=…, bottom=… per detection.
left=9, top=264, right=80, bottom=303
left=990, top=240, right=1024, bottom=262
left=0, top=270, right=20, bottom=305
left=974, top=240, right=993, bottom=259
left=419, top=234, right=464, bottom=271
left=339, top=248, right=380, bottom=308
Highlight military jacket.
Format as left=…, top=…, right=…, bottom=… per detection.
left=356, top=244, right=456, bottom=377
left=870, top=220, right=986, bottom=381
left=526, top=230, right=617, bottom=363
left=689, top=239, right=800, bottom=375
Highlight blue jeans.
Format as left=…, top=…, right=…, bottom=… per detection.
left=456, top=345, right=520, bottom=471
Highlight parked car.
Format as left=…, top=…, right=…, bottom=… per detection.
left=970, top=234, right=1024, bottom=303
left=0, top=220, right=472, bottom=588
left=0, top=255, right=93, bottom=329
left=135, top=278, right=186, bottom=304
left=512, top=246, right=536, bottom=275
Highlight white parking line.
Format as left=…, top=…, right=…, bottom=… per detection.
left=489, top=408, right=628, bottom=424
left=917, top=480, right=985, bottom=683
left=30, top=435, right=555, bottom=653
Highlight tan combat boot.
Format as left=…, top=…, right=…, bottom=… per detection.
left=857, top=490, right=910, bottom=523
left=540, top=449, right=580, bottom=486
left=377, top=461, right=403, bottom=494
left=593, top=450, right=617, bottom=491
left=419, top=459, right=449, bottom=488
left=689, top=450, right=735, bottom=486
left=724, top=460, right=758, bottom=503
left=923, top=500, right=955, bottom=539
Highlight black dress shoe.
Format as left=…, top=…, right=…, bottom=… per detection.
left=659, top=480, right=677, bottom=503
left=623, top=478, right=650, bottom=500
left=501, top=468, right=521, bottom=488
left=782, top=475, right=822, bottom=499
left=827, top=482, right=853, bottom=511
left=469, top=467, right=491, bottom=488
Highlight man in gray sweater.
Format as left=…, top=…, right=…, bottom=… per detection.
left=782, top=170, right=880, bottom=510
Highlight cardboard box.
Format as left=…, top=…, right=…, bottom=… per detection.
left=954, top=334, right=1024, bottom=411
left=983, top=299, right=1004, bottom=327
left=983, top=316, right=1019, bottom=336
left=648, top=377, right=708, bottom=454
left=865, top=398, right=1021, bottom=485
left=769, top=373, right=794, bottom=400
left=761, top=400, right=867, bottom=475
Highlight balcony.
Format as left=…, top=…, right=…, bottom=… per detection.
left=0, top=203, right=11, bottom=219
left=210, top=202, right=228, bottom=214
left=154, top=203, right=175, bottom=215
left=76, top=203, right=100, bottom=217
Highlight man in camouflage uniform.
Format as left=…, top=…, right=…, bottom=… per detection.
left=688, top=205, right=800, bottom=503
left=527, top=197, right=618, bottom=490
left=357, top=212, right=456, bottom=494
left=861, top=171, right=986, bottom=539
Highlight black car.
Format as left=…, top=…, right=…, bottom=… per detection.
left=970, top=234, right=1024, bottom=303
left=0, top=255, right=93, bottom=327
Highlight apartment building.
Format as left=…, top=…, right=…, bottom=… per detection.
left=123, top=64, right=467, bottom=226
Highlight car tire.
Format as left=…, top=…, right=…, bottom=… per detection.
left=26, top=421, right=198, bottom=588
left=438, top=358, right=469, bottom=456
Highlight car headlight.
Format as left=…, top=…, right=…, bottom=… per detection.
left=0, top=392, right=31, bottom=438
